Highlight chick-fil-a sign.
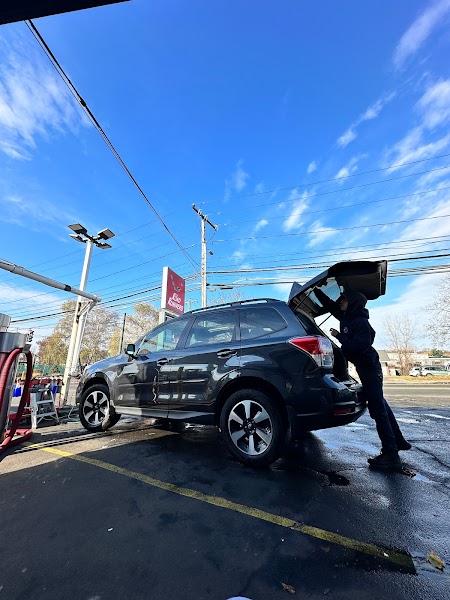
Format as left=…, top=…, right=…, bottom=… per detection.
left=161, top=267, right=185, bottom=314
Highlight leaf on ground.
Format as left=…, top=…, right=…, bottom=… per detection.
left=428, top=551, right=445, bottom=571
left=281, top=582, right=295, bottom=594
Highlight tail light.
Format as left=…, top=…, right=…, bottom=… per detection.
left=288, top=336, right=334, bottom=368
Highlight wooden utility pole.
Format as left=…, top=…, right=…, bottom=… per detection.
left=192, top=205, right=218, bottom=308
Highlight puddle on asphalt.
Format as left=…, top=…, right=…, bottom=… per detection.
left=402, top=468, right=433, bottom=483
left=411, top=551, right=449, bottom=581
left=423, top=413, right=450, bottom=420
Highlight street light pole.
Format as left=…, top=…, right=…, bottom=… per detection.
left=62, top=239, right=93, bottom=392
left=62, top=224, right=114, bottom=402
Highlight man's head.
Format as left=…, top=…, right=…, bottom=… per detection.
left=340, top=291, right=368, bottom=313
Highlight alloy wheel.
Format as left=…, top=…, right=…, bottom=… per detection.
left=82, top=390, right=109, bottom=427
left=227, top=399, right=273, bottom=456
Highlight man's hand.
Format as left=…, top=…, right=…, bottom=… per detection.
left=330, top=328, right=339, bottom=338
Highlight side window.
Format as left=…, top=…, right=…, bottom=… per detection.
left=137, top=319, right=188, bottom=356
left=239, top=307, right=287, bottom=340
left=185, top=312, right=236, bottom=348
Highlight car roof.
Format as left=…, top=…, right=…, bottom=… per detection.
left=186, top=298, right=283, bottom=315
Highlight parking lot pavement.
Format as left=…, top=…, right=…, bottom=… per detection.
left=1, top=406, right=450, bottom=600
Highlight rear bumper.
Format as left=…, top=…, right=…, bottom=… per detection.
left=287, top=375, right=367, bottom=437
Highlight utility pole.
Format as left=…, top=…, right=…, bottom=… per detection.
left=62, top=223, right=115, bottom=401
left=192, top=205, right=218, bottom=308
left=118, top=312, right=127, bottom=353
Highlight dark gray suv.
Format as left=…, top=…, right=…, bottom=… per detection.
left=76, top=260, right=387, bottom=466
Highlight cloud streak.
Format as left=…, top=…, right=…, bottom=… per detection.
left=393, top=0, right=450, bottom=70
left=0, top=30, right=88, bottom=160
left=337, top=93, right=395, bottom=148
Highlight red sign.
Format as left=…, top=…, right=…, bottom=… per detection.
left=161, top=267, right=185, bottom=314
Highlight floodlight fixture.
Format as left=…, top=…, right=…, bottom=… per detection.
left=68, top=223, right=88, bottom=236
left=98, top=242, right=112, bottom=249
left=97, top=228, right=115, bottom=240
left=69, top=233, right=87, bottom=243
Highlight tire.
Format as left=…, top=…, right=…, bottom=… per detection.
left=220, top=389, right=285, bottom=467
left=79, top=383, right=120, bottom=432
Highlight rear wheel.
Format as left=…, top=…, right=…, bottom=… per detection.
left=79, top=383, right=120, bottom=432
left=220, top=389, right=285, bottom=467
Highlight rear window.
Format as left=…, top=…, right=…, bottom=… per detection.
left=239, top=307, right=287, bottom=340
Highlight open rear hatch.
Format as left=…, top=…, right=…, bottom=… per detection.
left=288, top=260, right=387, bottom=319
left=288, top=260, right=387, bottom=397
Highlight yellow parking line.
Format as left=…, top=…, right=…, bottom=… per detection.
left=27, top=442, right=414, bottom=571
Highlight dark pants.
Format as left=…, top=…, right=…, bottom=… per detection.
left=356, top=365, right=403, bottom=453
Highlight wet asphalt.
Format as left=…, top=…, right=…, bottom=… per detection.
left=0, top=385, right=449, bottom=600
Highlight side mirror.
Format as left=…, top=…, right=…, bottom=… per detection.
left=125, top=343, right=136, bottom=357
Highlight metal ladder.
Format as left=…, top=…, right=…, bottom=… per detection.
left=30, top=388, right=59, bottom=429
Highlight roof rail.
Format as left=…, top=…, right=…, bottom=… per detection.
left=187, top=298, right=279, bottom=314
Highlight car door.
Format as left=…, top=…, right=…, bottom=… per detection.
left=114, top=317, right=190, bottom=416
left=167, top=310, right=240, bottom=416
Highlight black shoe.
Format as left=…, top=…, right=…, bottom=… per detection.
left=396, top=438, right=412, bottom=451
left=368, top=452, right=403, bottom=472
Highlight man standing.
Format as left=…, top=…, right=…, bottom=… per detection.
left=314, top=288, right=411, bottom=472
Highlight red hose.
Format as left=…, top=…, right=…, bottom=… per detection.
left=0, top=350, right=33, bottom=451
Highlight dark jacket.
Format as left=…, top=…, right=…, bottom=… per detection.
left=314, top=288, right=380, bottom=369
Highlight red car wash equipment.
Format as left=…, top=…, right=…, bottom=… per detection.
left=0, top=313, right=33, bottom=452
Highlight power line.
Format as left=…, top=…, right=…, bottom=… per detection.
left=226, top=153, right=450, bottom=200
left=207, top=251, right=450, bottom=275
left=25, top=19, right=198, bottom=271
left=212, top=213, right=450, bottom=243
left=229, top=164, right=450, bottom=213
left=232, top=184, right=450, bottom=224
left=209, top=235, right=450, bottom=267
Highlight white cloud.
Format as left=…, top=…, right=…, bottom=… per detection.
left=307, top=220, right=338, bottom=247
left=417, top=167, right=450, bottom=187
left=283, top=189, right=310, bottom=231
left=369, top=273, right=445, bottom=348
left=253, top=219, right=268, bottom=233
left=337, top=128, right=357, bottom=148
left=0, top=32, right=88, bottom=160
left=224, top=160, right=250, bottom=200
left=337, top=93, right=395, bottom=148
left=254, top=182, right=265, bottom=194
left=398, top=197, right=450, bottom=242
left=387, top=127, right=450, bottom=169
left=232, top=250, right=246, bottom=261
left=307, top=161, right=317, bottom=174
left=417, top=79, right=450, bottom=129
left=393, top=0, right=450, bottom=70
left=335, top=156, right=359, bottom=180
left=0, top=193, right=77, bottom=229
left=385, top=80, right=450, bottom=171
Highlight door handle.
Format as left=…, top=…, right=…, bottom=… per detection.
left=217, top=349, right=237, bottom=359
left=157, top=357, right=171, bottom=366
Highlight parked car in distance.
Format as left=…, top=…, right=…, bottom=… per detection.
left=421, top=366, right=450, bottom=376
left=409, top=367, right=422, bottom=377
left=76, top=260, right=387, bottom=466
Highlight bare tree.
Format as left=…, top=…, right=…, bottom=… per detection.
left=429, top=273, right=450, bottom=347
left=37, top=300, right=119, bottom=367
left=382, top=313, right=417, bottom=374
left=108, top=302, right=159, bottom=355
left=210, top=289, right=245, bottom=306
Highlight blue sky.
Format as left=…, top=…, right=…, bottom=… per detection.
left=1, top=0, right=450, bottom=348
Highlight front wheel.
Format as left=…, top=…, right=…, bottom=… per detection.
left=220, top=389, right=285, bottom=467
left=79, top=384, right=120, bottom=432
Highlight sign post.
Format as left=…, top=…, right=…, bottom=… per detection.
left=159, top=267, right=186, bottom=323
